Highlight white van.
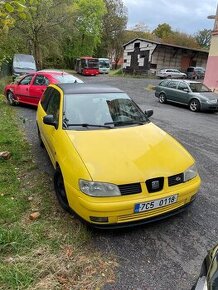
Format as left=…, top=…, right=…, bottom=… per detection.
left=12, top=54, right=37, bottom=79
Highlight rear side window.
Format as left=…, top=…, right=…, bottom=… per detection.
left=33, top=75, right=49, bottom=86
left=178, top=82, right=189, bottom=91
left=187, top=67, right=194, bottom=72
left=41, top=87, right=55, bottom=111
left=167, top=81, right=177, bottom=89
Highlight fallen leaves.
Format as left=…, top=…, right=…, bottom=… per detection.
left=29, top=211, right=41, bottom=220
left=0, top=151, right=11, bottom=160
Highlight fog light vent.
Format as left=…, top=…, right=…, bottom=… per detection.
left=90, top=216, right=109, bottom=223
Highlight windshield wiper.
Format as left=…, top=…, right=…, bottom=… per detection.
left=64, top=123, right=112, bottom=129
left=104, top=120, right=146, bottom=126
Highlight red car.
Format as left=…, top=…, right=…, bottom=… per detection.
left=4, top=69, right=84, bottom=106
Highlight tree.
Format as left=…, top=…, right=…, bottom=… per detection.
left=162, top=31, right=201, bottom=49
left=131, top=22, right=150, bottom=33
left=62, top=0, right=106, bottom=67
left=153, top=23, right=173, bottom=39
left=123, top=29, right=157, bottom=44
left=96, top=0, right=127, bottom=68
left=8, top=0, right=76, bottom=68
left=0, top=0, right=26, bottom=32
left=195, top=29, right=211, bottom=49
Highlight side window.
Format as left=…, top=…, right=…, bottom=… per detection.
left=46, top=89, right=61, bottom=123
left=159, top=80, right=169, bottom=87
left=41, top=87, right=54, bottom=111
left=178, top=82, right=189, bottom=91
left=33, top=75, right=49, bottom=86
left=19, top=75, right=33, bottom=85
left=167, top=81, right=177, bottom=89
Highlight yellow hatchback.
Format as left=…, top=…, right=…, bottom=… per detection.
left=36, top=83, right=201, bottom=228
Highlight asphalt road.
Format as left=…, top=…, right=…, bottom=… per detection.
left=14, top=75, right=218, bottom=290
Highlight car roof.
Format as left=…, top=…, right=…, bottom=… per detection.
left=37, top=69, right=69, bottom=75
left=56, top=83, right=124, bottom=94
left=160, top=79, right=201, bottom=84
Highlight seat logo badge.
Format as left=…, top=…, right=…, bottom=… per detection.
left=175, top=176, right=181, bottom=182
left=151, top=180, right=159, bottom=190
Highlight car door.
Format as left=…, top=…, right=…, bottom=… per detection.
left=40, top=89, right=61, bottom=165
left=14, top=74, right=34, bottom=104
left=175, top=82, right=190, bottom=105
left=29, top=74, right=49, bottom=105
left=165, top=81, right=179, bottom=101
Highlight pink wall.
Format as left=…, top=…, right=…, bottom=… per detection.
left=204, top=56, right=218, bottom=89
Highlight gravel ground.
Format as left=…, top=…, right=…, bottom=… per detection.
left=13, top=74, right=218, bottom=290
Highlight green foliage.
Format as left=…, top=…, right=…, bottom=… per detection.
left=96, top=0, right=127, bottom=68
left=162, top=31, right=201, bottom=49
left=153, top=23, right=201, bottom=49
left=153, top=23, right=173, bottom=39
left=62, top=0, right=106, bottom=65
left=195, top=29, right=211, bottom=49
left=123, top=30, right=157, bottom=44
left=0, top=0, right=26, bottom=32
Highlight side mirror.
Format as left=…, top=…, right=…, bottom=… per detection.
left=145, top=109, right=153, bottom=118
left=43, top=114, right=58, bottom=128
left=184, top=88, right=189, bottom=92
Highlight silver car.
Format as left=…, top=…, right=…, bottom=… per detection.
left=156, top=68, right=187, bottom=79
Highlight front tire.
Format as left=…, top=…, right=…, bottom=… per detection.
left=54, top=168, right=71, bottom=213
left=159, top=93, right=167, bottom=104
left=7, top=91, right=16, bottom=106
left=189, top=99, right=200, bottom=112
left=37, top=126, right=44, bottom=148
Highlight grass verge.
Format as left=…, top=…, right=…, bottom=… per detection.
left=0, top=79, right=117, bottom=289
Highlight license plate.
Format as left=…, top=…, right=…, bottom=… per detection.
left=134, top=194, right=178, bottom=213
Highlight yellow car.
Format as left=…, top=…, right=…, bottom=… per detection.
left=36, top=83, right=201, bottom=228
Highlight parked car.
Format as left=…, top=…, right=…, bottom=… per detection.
left=156, top=68, right=187, bottom=79
left=192, top=244, right=218, bottom=290
left=36, top=83, right=201, bottom=228
left=12, top=54, right=37, bottom=80
left=155, top=79, right=218, bottom=112
left=4, top=70, right=83, bottom=106
left=187, top=66, right=205, bottom=80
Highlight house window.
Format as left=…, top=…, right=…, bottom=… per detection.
left=150, top=64, right=157, bottom=69
left=134, top=42, right=140, bottom=48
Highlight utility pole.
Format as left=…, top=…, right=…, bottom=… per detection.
left=204, top=4, right=218, bottom=91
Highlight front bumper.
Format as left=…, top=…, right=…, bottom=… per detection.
left=201, top=102, right=218, bottom=111
left=65, top=176, right=201, bottom=228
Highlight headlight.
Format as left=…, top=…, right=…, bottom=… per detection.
left=206, top=99, right=217, bottom=104
left=79, top=179, right=121, bottom=197
left=184, top=164, right=198, bottom=182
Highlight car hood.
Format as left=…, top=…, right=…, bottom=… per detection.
left=196, top=92, right=218, bottom=100
left=66, top=123, right=194, bottom=183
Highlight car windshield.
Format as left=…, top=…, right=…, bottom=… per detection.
left=14, top=61, right=36, bottom=70
left=63, top=93, right=148, bottom=130
left=189, top=83, right=211, bottom=93
left=54, top=74, right=83, bottom=83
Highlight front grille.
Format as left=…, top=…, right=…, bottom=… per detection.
left=118, top=183, right=142, bottom=195
left=168, top=173, right=183, bottom=186
left=146, top=177, right=164, bottom=193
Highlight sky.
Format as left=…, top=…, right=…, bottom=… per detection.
left=122, top=0, right=218, bottom=35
